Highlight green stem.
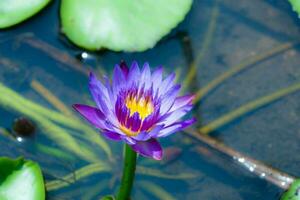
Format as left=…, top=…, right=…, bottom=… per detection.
left=116, top=144, right=137, bottom=200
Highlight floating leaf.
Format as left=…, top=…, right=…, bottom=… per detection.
left=280, top=179, right=300, bottom=200
left=60, top=0, right=193, bottom=51
left=0, top=0, right=51, bottom=28
left=0, top=157, right=45, bottom=200
left=290, top=0, right=300, bottom=16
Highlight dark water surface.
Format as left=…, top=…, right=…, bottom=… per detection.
left=1, top=0, right=300, bottom=199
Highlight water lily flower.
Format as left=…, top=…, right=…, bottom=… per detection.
left=73, top=62, right=196, bottom=160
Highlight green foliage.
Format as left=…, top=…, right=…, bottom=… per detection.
left=290, top=0, right=300, bottom=15
left=60, top=0, right=192, bottom=51
left=0, top=157, right=45, bottom=200
left=0, top=0, right=50, bottom=28
left=280, top=179, right=300, bottom=200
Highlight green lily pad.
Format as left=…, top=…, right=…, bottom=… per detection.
left=0, top=0, right=51, bottom=28
left=60, top=0, right=193, bottom=52
left=289, top=0, right=300, bottom=16
left=280, top=179, right=300, bottom=200
left=0, top=157, right=45, bottom=200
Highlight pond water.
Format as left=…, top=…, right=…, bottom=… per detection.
left=1, top=0, right=300, bottom=199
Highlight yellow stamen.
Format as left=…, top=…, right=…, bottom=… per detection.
left=125, top=97, right=154, bottom=120
left=120, top=96, right=154, bottom=137
left=120, top=125, right=139, bottom=137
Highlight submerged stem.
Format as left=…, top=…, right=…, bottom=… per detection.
left=30, top=80, right=73, bottom=116
left=116, top=144, right=137, bottom=200
left=185, top=128, right=295, bottom=190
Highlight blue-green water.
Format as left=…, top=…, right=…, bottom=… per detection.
left=1, top=0, right=300, bottom=199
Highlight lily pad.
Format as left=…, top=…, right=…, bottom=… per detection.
left=280, top=179, right=300, bottom=200
left=60, top=0, right=193, bottom=52
left=0, top=0, right=51, bottom=28
left=289, top=0, right=300, bottom=16
left=0, top=157, right=45, bottom=200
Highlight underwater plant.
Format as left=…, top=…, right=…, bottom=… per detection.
left=73, top=61, right=195, bottom=199
left=0, top=157, right=45, bottom=200
left=0, top=0, right=50, bottom=28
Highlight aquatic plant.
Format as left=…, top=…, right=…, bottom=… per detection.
left=0, top=75, right=197, bottom=198
left=0, top=0, right=50, bottom=28
left=2, top=1, right=300, bottom=198
left=0, top=157, right=45, bottom=200
left=289, top=0, right=300, bottom=16
left=73, top=61, right=195, bottom=199
left=1, top=1, right=192, bottom=52
left=74, top=62, right=195, bottom=160
left=280, top=179, right=300, bottom=200
left=61, top=0, right=193, bottom=51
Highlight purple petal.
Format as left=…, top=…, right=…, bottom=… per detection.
left=131, top=139, right=163, bottom=160
left=120, top=61, right=129, bottom=78
left=156, top=118, right=196, bottom=137
left=115, top=97, right=130, bottom=125
left=102, top=130, right=122, bottom=141
left=170, top=95, right=195, bottom=112
left=132, top=125, right=164, bottom=141
left=94, top=93, right=119, bottom=126
left=103, top=75, right=116, bottom=103
left=130, top=113, right=142, bottom=132
left=160, top=105, right=193, bottom=125
left=148, top=125, right=165, bottom=137
left=160, top=84, right=181, bottom=115
left=89, top=72, right=111, bottom=108
left=140, top=109, right=160, bottom=131
left=151, top=66, right=163, bottom=91
left=140, top=63, right=151, bottom=89
left=112, top=64, right=126, bottom=95
left=89, top=75, right=118, bottom=126
left=122, top=136, right=137, bottom=145
left=73, top=104, right=106, bottom=129
left=131, top=131, right=148, bottom=141
left=125, top=112, right=141, bottom=132
left=95, top=93, right=110, bottom=113
left=158, top=72, right=175, bottom=96
left=127, top=61, right=140, bottom=86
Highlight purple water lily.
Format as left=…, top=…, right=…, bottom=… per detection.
left=73, top=62, right=196, bottom=160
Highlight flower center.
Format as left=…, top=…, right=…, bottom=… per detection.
left=125, top=96, right=154, bottom=120
left=120, top=125, right=140, bottom=137
left=116, top=89, right=156, bottom=137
